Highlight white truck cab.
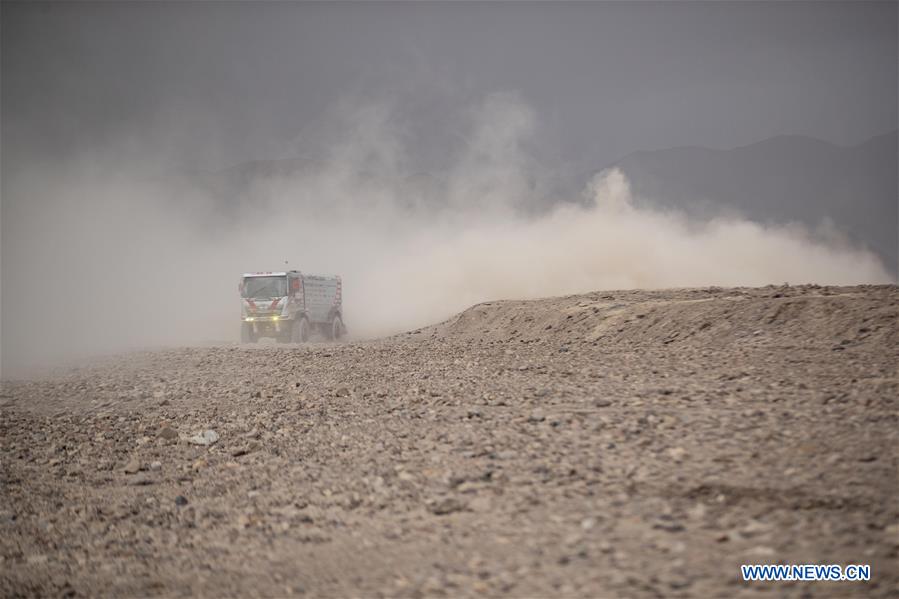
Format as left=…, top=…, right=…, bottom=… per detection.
left=239, top=271, right=344, bottom=343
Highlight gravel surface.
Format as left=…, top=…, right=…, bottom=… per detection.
left=2, top=285, right=897, bottom=597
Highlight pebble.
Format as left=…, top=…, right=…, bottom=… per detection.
left=233, top=440, right=262, bottom=456
left=129, top=474, right=155, bottom=486
left=687, top=503, right=707, bottom=520
left=187, top=430, right=219, bottom=446
left=123, top=458, right=141, bottom=474
left=528, top=409, right=546, bottom=423
left=667, top=446, right=687, bottom=461
left=158, top=427, right=178, bottom=440
left=427, top=496, right=468, bottom=515
left=740, top=519, right=771, bottom=537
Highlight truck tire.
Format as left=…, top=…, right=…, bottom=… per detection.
left=240, top=322, right=254, bottom=344
left=330, top=316, right=345, bottom=341
left=291, top=318, right=309, bottom=343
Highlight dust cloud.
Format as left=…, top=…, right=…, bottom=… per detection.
left=1, top=94, right=892, bottom=377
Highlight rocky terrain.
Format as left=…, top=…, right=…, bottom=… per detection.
left=2, top=285, right=897, bottom=598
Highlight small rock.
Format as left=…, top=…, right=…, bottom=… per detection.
left=192, top=458, right=208, bottom=471
left=594, top=399, right=612, bottom=408
left=653, top=519, right=685, bottom=533
left=335, top=387, right=351, bottom=398
left=686, top=503, right=707, bottom=520
left=427, top=496, right=468, bottom=515
left=149, top=461, right=163, bottom=471
left=174, top=495, right=188, bottom=507
left=667, top=447, right=687, bottom=461
left=741, top=519, right=772, bottom=537
left=528, top=409, right=546, bottom=423
left=187, top=430, right=219, bottom=446
left=123, top=458, right=141, bottom=474
left=129, top=474, right=155, bottom=486
left=456, top=481, right=482, bottom=493
left=158, top=427, right=178, bottom=440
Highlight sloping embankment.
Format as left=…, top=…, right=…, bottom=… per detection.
left=419, top=284, right=898, bottom=351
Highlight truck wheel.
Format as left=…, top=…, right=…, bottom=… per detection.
left=240, top=322, right=254, bottom=344
left=330, top=316, right=345, bottom=341
left=291, top=318, right=309, bottom=343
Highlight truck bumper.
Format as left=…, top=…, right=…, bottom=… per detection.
left=243, top=316, right=291, bottom=335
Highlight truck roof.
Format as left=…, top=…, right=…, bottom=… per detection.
left=241, top=271, right=341, bottom=280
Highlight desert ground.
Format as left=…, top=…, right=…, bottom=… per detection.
left=1, top=285, right=897, bottom=598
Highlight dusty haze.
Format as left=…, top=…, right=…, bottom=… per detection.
left=3, top=2, right=896, bottom=377
left=1, top=94, right=892, bottom=377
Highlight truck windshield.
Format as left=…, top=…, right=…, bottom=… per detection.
left=242, top=276, right=287, bottom=299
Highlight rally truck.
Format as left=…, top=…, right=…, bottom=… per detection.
left=239, top=271, right=345, bottom=343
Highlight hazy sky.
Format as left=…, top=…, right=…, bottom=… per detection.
left=3, top=1, right=897, bottom=172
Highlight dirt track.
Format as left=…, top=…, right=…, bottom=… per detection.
left=2, top=285, right=898, bottom=598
